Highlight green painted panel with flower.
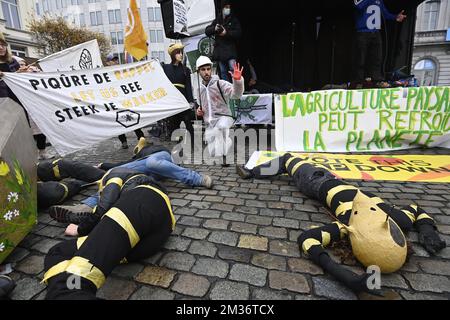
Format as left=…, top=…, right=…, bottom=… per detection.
left=0, top=158, right=37, bottom=263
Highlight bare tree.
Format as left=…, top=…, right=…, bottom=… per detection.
left=28, top=16, right=111, bottom=60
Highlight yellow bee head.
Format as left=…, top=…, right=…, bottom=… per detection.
left=346, top=191, right=407, bottom=273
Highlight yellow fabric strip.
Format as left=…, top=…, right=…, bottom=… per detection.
left=290, top=161, right=303, bottom=176
left=59, top=183, right=69, bottom=203
left=401, top=210, right=416, bottom=223
left=77, top=236, right=88, bottom=249
left=42, top=260, right=70, bottom=284
left=106, top=177, right=123, bottom=188
left=120, top=257, right=128, bottom=264
left=417, top=213, right=432, bottom=221
left=136, top=185, right=176, bottom=231
left=174, top=83, right=185, bottom=88
left=335, top=201, right=353, bottom=216
left=99, top=169, right=112, bottom=191
left=65, top=256, right=105, bottom=289
left=105, top=207, right=140, bottom=248
left=124, top=174, right=147, bottom=186
left=321, top=231, right=331, bottom=247
left=302, top=238, right=322, bottom=253
left=53, top=165, right=61, bottom=180
left=326, top=185, right=358, bottom=208
left=285, top=156, right=296, bottom=169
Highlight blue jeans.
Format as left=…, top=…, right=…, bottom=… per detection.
left=219, top=59, right=236, bottom=82
left=83, top=151, right=203, bottom=208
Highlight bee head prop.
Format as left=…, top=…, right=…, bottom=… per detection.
left=346, top=191, right=407, bottom=273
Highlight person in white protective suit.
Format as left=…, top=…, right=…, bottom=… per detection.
left=195, top=56, right=244, bottom=166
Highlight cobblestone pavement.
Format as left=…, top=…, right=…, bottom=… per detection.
left=5, top=130, right=450, bottom=300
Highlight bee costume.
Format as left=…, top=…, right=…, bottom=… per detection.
left=238, top=153, right=446, bottom=293
left=42, top=168, right=175, bottom=299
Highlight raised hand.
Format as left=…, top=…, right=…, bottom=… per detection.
left=397, top=10, right=406, bottom=22
left=229, top=62, right=244, bottom=81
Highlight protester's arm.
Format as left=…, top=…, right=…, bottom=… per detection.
left=229, top=62, right=244, bottom=99
left=76, top=178, right=122, bottom=236
left=379, top=1, right=400, bottom=21
left=205, top=19, right=217, bottom=37
left=96, top=178, right=123, bottom=216
left=222, top=17, right=242, bottom=40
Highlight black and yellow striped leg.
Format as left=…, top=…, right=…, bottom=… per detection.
left=58, top=160, right=105, bottom=183
left=43, top=187, right=173, bottom=299
left=297, top=222, right=375, bottom=293
left=249, top=153, right=293, bottom=179
left=401, top=205, right=446, bottom=254
left=43, top=239, right=98, bottom=300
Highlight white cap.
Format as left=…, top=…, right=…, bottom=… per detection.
left=196, top=56, right=213, bottom=71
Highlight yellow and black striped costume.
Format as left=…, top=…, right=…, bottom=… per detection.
left=37, top=158, right=105, bottom=183
left=42, top=169, right=175, bottom=300
left=37, top=180, right=83, bottom=209
left=247, top=153, right=445, bottom=293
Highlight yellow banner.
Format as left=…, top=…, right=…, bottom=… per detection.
left=251, top=151, right=450, bottom=183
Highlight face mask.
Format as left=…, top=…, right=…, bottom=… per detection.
left=223, top=8, right=231, bottom=16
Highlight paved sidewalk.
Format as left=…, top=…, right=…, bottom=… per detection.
left=5, top=132, right=450, bottom=300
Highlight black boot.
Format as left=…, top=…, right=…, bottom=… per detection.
left=236, top=165, right=253, bottom=179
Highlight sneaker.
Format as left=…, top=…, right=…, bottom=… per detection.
left=236, top=165, right=253, bottom=179
left=0, top=275, right=15, bottom=300
left=200, top=175, right=213, bottom=189
left=133, top=137, right=148, bottom=155
left=49, top=204, right=93, bottom=224
left=121, top=141, right=129, bottom=149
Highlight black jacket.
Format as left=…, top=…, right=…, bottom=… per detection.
left=77, top=167, right=166, bottom=236
left=0, top=60, right=19, bottom=100
left=205, top=14, right=241, bottom=62
left=162, top=63, right=194, bottom=103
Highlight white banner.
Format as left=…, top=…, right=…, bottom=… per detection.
left=173, top=0, right=189, bottom=36
left=275, top=87, right=450, bottom=152
left=230, top=94, right=273, bottom=125
left=3, top=60, right=190, bottom=155
left=38, top=40, right=103, bottom=72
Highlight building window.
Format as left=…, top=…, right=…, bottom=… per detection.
left=110, top=31, right=124, bottom=45
left=151, top=51, right=165, bottom=62
left=80, top=13, right=85, bottom=27
left=1, top=0, right=22, bottom=29
left=10, top=45, right=26, bottom=57
left=422, top=0, right=440, bottom=31
left=149, top=30, right=164, bottom=43
left=414, top=59, right=437, bottom=86
left=90, top=11, right=103, bottom=26
left=108, top=9, right=122, bottom=24
left=148, top=7, right=162, bottom=22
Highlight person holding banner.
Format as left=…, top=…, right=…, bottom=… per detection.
left=105, top=53, right=145, bottom=149
left=196, top=56, right=244, bottom=166
left=163, top=43, right=196, bottom=142
left=42, top=170, right=174, bottom=300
